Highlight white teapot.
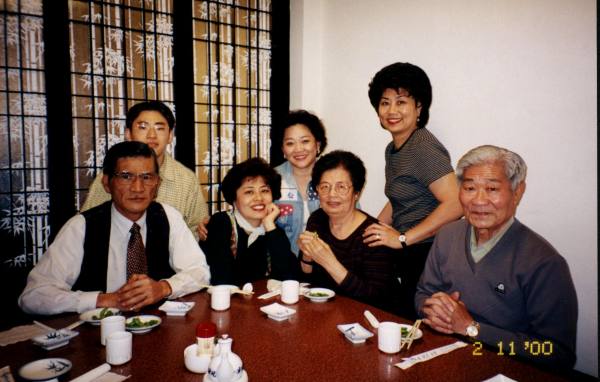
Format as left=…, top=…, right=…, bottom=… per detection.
left=206, top=335, right=247, bottom=382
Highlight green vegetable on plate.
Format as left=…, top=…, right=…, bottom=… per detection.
left=126, top=317, right=159, bottom=328
left=92, top=307, right=114, bottom=320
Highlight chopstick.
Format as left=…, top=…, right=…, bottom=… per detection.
left=33, top=320, right=55, bottom=332
left=400, top=319, right=422, bottom=351
left=65, top=320, right=84, bottom=330
left=202, top=284, right=254, bottom=296
left=257, top=290, right=280, bottom=299
left=231, top=288, right=254, bottom=296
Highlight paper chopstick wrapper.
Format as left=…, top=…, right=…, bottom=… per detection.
left=69, top=363, right=111, bottom=382
left=257, top=290, right=280, bottom=299
left=0, top=324, right=51, bottom=346
left=395, top=341, right=468, bottom=370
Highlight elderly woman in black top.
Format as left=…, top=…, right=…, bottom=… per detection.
left=298, top=151, right=400, bottom=312
left=201, top=158, right=300, bottom=286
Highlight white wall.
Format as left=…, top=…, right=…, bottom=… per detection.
left=290, top=0, right=597, bottom=376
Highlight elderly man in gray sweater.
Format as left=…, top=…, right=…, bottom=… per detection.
left=415, top=145, right=577, bottom=369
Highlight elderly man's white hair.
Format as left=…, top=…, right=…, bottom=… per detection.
left=456, top=145, right=527, bottom=191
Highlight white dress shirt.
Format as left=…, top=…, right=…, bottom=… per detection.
left=19, top=203, right=211, bottom=315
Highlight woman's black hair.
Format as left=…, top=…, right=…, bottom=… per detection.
left=311, top=150, right=366, bottom=193
left=279, top=110, right=327, bottom=153
left=220, top=157, right=282, bottom=204
left=368, top=62, right=432, bottom=128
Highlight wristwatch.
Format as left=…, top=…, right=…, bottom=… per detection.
left=398, top=232, right=408, bottom=249
left=466, top=321, right=480, bottom=338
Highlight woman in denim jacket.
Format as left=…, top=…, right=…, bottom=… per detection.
left=274, top=110, right=327, bottom=256
left=198, top=110, right=327, bottom=257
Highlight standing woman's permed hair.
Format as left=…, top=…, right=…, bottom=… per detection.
left=368, top=62, right=433, bottom=129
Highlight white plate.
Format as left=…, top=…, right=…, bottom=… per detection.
left=260, top=303, right=296, bottom=321
left=399, top=323, right=423, bottom=340
left=18, top=358, right=72, bottom=381
left=32, top=329, right=79, bottom=350
left=79, top=308, right=120, bottom=325
left=207, top=285, right=238, bottom=295
left=337, top=323, right=374, bottom=344
left=303, top=287, right=335, bottom=302
left=158, top=301, right=195, bottom=316
left=126, top=315, right=162, bottom=334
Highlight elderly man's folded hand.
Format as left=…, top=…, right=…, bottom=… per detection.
left=422, top=291, right=461, bottom=334
left=117, top=274, right=171, bottom=311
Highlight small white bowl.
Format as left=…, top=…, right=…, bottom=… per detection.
left=184, top=344, right=211, bottom=373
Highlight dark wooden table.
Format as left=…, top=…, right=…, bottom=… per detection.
left=2, top=281, right=570, bottom=381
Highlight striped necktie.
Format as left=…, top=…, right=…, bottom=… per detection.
left=127, top=222, right=147, bottom=279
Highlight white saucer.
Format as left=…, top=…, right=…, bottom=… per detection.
left=260, top=303, right=296, bottom=321
left=158, top=301, right=195, bottom=316
left=337, top=323, right=374, bottom=344
left=18, top=358, right=72, bottom=381
left=32, top=329, right=79, bottom=350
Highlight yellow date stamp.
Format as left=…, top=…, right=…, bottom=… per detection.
left=472, top=340, right=554, bottom=356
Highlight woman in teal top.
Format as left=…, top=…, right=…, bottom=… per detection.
left=274, top=110, right=327, bottom=256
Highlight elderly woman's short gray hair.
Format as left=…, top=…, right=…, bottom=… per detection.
left=456, top=145, right=527, bottom=190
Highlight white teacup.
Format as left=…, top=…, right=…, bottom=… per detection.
left=211, top=285, right=231, bottom=311
left=281, top=280, right=300, bottom=304
left=106, top=331, right=132, bottom=365
left=378, top=321, right=401, bottom=354
left=101, top=315, right=125, bottom=346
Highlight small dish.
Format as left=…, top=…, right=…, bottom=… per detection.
left=125, top=315, right=162, bottom=334
left=337, top=323, right=374, bottom=344
left=259, top=303, right=296, bottom=321
left=18, top=358, right=72, bottom=381
left=399, top=323, right=423, bottom=340
left=184, top=344, right=212, bottom=373
left=304, top=287, right=335, bottom=302
left=32, top=329, right=79, bottom=350
left=79, top=308, right=120, bottom=325
left=158, top=301, right=195, bottom=316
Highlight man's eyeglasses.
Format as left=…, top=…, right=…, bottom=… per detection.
left=113, top=172, right=159, bottom=185
left=316, top=182, right=353, bottom=196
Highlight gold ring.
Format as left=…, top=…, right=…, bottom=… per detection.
left=312, top=232, right=319, bottom=239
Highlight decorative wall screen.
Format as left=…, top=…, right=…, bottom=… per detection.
left=68, top=0, right=176, bottom=209
left=0, top=0, right=49, bottom=268
left=193, top=0, right=272, bottom=213
left=0, top=0, right=277, bottom=266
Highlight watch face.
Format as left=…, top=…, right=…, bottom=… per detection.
left=466, top=325, right=478, bottom=337
left=399, top=234, right=406, bottom=242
